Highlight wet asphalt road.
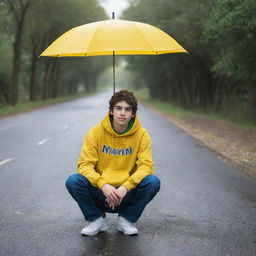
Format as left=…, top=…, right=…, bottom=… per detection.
left=0, top=91, right=256, bottom=256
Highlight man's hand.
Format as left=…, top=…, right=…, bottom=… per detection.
left=113, top=185, right=128, bottom=204
left=102, top=184, right=120, bottom=209
left=102, top=184, right=128, bottom=210
left=105, top=197, right=116, bottom=210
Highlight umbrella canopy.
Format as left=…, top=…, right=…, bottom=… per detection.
left=40, top=18, right=187, bottom=92
left=41, top=19, right=186, bottom=57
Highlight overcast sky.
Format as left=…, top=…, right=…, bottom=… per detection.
left=100, top=0, right=129, bottom=18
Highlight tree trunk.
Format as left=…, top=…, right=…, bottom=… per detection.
left=91, top=74, right=98, bottom=92
left=52, top=65, right=60, bottom=99
left=29, top=44, right=38, bottom=101
left=250, top=81, right=256, bottom=121
left=7, top=0, right=32, bottom=105
left=47, top=59, right=57, bottom=98
left=83, top=74, right=92, bottom=93
left=10, top=24, right=22, bottom=106
left=42, top=59, right=51, bottom=100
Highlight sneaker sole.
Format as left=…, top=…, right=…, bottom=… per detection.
left=117, top=226, right=138, bottom=236
left=81, top=223, right=109, bottom=236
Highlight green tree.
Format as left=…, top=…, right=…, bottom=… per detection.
left=123, top=0, right=256, bottom=122
left=203, top=0, right=256, bottom=119
left=24, top=0, right=107, bottom=100
left=0, top=0, right=108, bottom=105
left=123, top=0, right=213, bottom=110
left=0, top=4, right=12, bottom=104
left=1, top=0, right=36, bottom=105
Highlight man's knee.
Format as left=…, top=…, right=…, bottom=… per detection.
left=140, top=175, right=161, bottom=192
left=65, top=173, right=89, bottom=191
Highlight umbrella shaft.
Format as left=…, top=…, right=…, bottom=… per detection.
left=113, top=51, right=115, bottom=94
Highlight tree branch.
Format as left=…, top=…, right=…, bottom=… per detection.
left=3, top=0, right=19, bottom=25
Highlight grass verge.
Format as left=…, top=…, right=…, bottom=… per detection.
left=136, top=92, right=256, bottom=179
left=0, top=93, right=92, bottom=118
left=136, top=92, right=256, bottom=129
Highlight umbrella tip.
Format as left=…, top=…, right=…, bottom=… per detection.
left=112, top=12, right=115, bottom=19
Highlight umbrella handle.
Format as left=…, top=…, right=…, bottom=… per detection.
left=112, top=12, right=115, bottom=95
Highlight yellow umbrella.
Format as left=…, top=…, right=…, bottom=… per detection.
left=41, top=17, right=187, bottom=93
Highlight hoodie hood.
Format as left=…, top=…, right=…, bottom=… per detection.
left=101, top=112, right=141, bottom=137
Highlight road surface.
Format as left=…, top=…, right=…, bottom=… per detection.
left=0, top=91, right=256, bottom=256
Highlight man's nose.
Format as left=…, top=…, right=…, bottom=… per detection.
left=121, top=109, right=125, bottom=115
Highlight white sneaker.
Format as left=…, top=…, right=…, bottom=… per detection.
left=117, top=216, right=138, bottom=235
left=81, top=217, right=109, bottom=236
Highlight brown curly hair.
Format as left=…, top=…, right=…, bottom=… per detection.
left=109, top=90, right=138, bottom=115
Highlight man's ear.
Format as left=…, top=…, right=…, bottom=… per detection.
left=110, top=110, right=113, bottom=115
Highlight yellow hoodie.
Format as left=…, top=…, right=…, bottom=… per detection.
left=77, top=113, right=154, bottom=190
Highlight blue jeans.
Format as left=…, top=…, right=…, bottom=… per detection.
left=65, top=174, right=160, bottom=223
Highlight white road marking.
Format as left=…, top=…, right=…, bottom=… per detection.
left=37, top=138, right=50, bottom=146
left=0, top=119, right=37, bottom=132
left=15, top=211, right=24, bottom=215
left=62, top=125, right=69, bottom=130
left=0, top=158, right=12, bottom=166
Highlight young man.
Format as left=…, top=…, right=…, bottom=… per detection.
left=65, top=90, right=160, bottom=236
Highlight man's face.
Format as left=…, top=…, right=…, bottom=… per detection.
left=110, top=100, right=135, bottom=128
